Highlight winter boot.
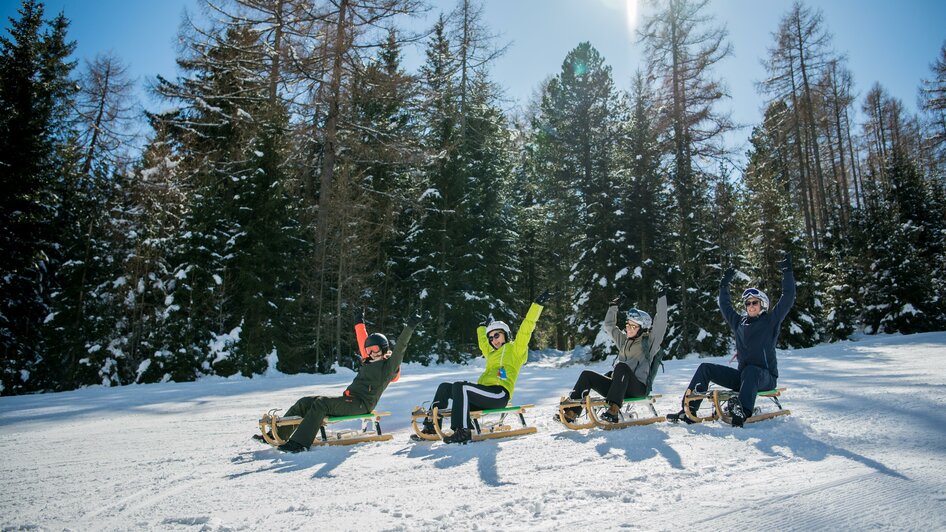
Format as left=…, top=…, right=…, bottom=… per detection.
left=410, top=419, right=440, bottom=441
left=252, top=432, right=275, bottom=445
left=729, top=402, right=747, bottom=428
left=443, top=427, right=472, bottom=444
left=599, top=403, right=621, bottom=423
left=277, top=440, right=308, bottom=453
left=667, top=408, right=697, bottom=424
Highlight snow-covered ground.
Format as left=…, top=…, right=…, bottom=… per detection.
left=3, top=332, right=946, bottom=531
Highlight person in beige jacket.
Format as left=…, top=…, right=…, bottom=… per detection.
left=560, top=298, right=654, bottom=424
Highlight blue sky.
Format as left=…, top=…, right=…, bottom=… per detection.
left=3, top=0, right=945, bottom=155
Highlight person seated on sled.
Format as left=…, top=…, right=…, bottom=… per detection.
left=558, top=297, right=654, bottom=424
left=668, top=253, right=795, bottom=427
left=417, top=290, right=550, bottom=444
left=258, top=307, right=427, bottom=452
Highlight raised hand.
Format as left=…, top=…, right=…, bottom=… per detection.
left=720, top=267, right=736, bottom=286
left=353, top=307, right=365, bottom=324
left=777, top=252, right=793, bottom=272
left=609, top=295, right=624, bottom=307
left=535, top=289, right=553, bottom=305
left=407, top=309, right=430, bottom=327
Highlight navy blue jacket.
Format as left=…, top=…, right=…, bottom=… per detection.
left=718, top=269, right=796, bottom=379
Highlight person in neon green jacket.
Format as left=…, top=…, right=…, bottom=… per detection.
left=419, top=290, right=550, bottom=444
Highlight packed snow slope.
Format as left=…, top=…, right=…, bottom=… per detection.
left=2, top=332, right=946, bottom=531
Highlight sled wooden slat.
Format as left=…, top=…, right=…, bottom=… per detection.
left=677, top=387, right=792, bottom=425
left=585, top=395, right=667, bottom=428
left=258, top=409, right=392, bottom=447
left=426, top=405, right=537, bottom=442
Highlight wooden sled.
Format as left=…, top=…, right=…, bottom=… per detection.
left=259, top=409, right=394, bottom=447
left=411, top=405, right=537, bottom=442
left=682, top=387, right=791, bottom=424
left=558, top=395, right=666, bottom=430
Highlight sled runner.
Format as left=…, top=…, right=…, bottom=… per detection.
left=557, top=394, right=666, bottom=429
left=681, top=387, right=791, bottom=424
left=410, top=405, right=537, bottom=442
left=258, top=409, right=394, bottom=446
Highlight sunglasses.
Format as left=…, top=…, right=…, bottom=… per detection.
left=745, top=300, right=762, bottom=307
left=626, top=322, right=640, bottom=328
left=488, top=332, right=505, bottom=341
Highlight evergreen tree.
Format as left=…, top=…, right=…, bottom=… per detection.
left=0, top=0, right=77, bottom=394
left=742, top=103, right=818, bottom=348
left=548, top=43, right=624, bottom=353
left=860, top=153, right=946, bottom=333
left=403, top=16, right=517, bottom=362
left=151, top=22, right=302, bottom=379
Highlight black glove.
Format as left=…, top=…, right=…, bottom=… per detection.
left=535, top=289, right=552, bottom=305
left=353, top=307, right=365, bottom=325
left=778, top=252, right=793, bottom=272
left=720, top=267, right=736, bottom=287
left=609, top=295, right=624, bottom=307
left=407, top=310, right=430, bottom=328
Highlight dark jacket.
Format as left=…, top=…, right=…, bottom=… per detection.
left=344, top=323, right=416, bottom=410
left=718, top=269, right=796, bottom=379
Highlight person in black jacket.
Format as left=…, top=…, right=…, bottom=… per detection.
left=259, top=308, right=427, bottom=452
left=668, top=253, right=795, bottom=427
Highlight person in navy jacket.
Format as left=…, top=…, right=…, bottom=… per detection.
left=668, top=253, right=795, bottom=427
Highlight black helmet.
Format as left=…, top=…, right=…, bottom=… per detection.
left=364, top=333, right=390, bottom=353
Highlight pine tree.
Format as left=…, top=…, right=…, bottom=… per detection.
left=742, top=103, right=818, bottom=348
left=151, top=22, right=302, bottom=379
left=529, top=42, right=618, bottom=352
left=0, top=0, right=77, bottom=394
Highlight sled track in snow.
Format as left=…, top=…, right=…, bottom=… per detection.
left=689, top=471, right=940, bottom=530
left=81, top=471, right=208, bottom=526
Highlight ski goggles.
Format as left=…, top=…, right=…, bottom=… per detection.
left=741, top=288, right=763, bottom=301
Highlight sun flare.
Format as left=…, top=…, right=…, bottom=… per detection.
left=625, top=0, right=639, bottom=33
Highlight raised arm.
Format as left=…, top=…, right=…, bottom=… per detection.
left=391, top=310, right=429, bottom=367
left=717, top=267, right=741, bottom=330
left=770, top=254, right=796, bottom=323
left=477, top=325, right=491, bottom=356
left=353, top=308, right=368, bottom=360
left=604, top=304, right=627, bottom=346
left=513, top=291, right=549, bottom=361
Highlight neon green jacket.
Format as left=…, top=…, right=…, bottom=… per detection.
left=476, top=302, right=544, bottom=399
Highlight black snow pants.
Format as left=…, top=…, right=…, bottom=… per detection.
left=431, top=381, right=509, bottom=430
left=569, top=362, right=647, bottom=407
left=280, top=395, right=368, bottom=447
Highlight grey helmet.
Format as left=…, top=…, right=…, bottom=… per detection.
left=626, top=308, right=653, bottom=330
left=741, top=288, right=770, bottom=312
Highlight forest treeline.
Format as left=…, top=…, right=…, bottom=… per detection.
left=2, top=0, right=945, bottom=394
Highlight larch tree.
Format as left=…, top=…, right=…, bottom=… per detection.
left=639, top=0, right=735, bottom=357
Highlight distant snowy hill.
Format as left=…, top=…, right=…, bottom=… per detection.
left=2, top=332, right=945, bottom=530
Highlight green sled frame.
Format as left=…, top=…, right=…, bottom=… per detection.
left=682, top=387, right=791, bottom=425
left=258, top=409, right=394, bottom=447
left=410, top=404, right=537, bottom=442
left=558, top=394, right=667, bottom=430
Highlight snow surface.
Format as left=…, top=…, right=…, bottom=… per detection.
left=3, top=333, right=946, bottom=531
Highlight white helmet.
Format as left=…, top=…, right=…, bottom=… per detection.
left=486, top=320, right=511, bottom=339
left=626, top=308, right=653, bottom=330
left=741, top=288, right=770, bottom=311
